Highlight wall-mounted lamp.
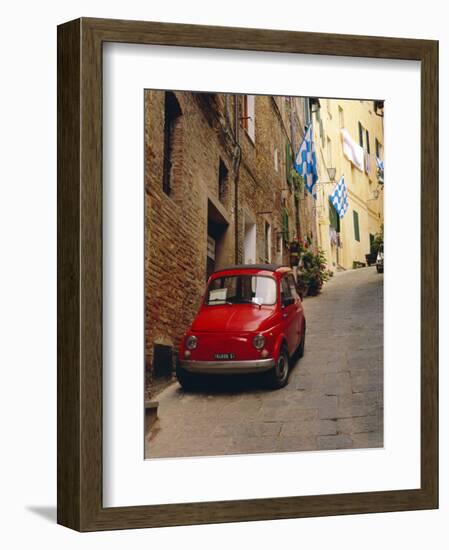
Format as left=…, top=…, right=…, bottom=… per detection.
left=374, top=100, right=384, bottom=117
left=327, top=167, right=337, bottom=182
left=367, top=189, right=380, bottom=201
left=309, top=97, right=321, bottom=113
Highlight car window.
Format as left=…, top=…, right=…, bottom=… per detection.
left=288, top=274, right=300, bottom=300
left=280, top=277, right=292, bottom=301
left=207, top=275, right=276, bottom=306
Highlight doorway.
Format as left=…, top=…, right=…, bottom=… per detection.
left=207, top=199, right=229, bottom=279
left=244, top=215, right=256, bottom=264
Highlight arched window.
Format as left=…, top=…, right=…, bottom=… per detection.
left=162, top=92, right=182, bottom=196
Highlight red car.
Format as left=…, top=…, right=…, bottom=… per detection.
left=176, top=264, right=306, bottom=390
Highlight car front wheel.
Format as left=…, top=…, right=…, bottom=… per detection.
left=176, top=363, right=199, bottom=391
left=266, top=347, right=289, bottom=390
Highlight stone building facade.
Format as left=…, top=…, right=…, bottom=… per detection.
left=144, top=90, right=317, bottom=391
left=312, top=98, right=384, bottom=271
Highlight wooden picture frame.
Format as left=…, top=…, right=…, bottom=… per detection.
left=57, top=17, right=438, bottom=531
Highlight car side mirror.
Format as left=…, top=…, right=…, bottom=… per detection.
left=282, top=296, right=295, bottom=307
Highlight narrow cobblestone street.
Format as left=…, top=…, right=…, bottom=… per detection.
left=145, top=266, right=383, bottom=459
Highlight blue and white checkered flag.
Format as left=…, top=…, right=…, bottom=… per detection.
left=295, top=125, right=318, bottom=199
left=330, top=175, right=349, bottom=218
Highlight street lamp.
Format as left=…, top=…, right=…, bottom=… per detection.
left=316, top=167, right=337, bottom=186
left=367, top=188, right=380, bottom=201
left=310, top=97, right=321, bottom=113
left=374, top=100, right=384, bottom=117
left=327, top=167, right=336, bottom=183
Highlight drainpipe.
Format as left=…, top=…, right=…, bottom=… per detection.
left=290, top=97, right=302, bottom=243
left=233, top=95, right=241, bottom=263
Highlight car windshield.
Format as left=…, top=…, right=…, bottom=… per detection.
left=206, top=275, right=277, bottom=306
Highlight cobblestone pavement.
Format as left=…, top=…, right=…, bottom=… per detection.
left=145, top=266, right=383, bottom=459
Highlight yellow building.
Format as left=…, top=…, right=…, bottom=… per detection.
left=312, top=99, right=384, bottom=271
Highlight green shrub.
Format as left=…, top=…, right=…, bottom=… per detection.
left=297, top=248, right=330, bottom=297
left=370, top=224, right=384, bottom=255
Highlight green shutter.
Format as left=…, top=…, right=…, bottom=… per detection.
left=328, top=198, right=340, bottom=232
left=375, top=138, right=380, bottom=158
left=282, top=208, right=290, bottom=244
left=286, top=141, right=293, bottom=186
left=358, top=122, right=364, bottom=147
left=353, top=210, right=360, bottom=242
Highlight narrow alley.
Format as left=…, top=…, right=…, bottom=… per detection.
left=145, top=267, right=383, bottom=459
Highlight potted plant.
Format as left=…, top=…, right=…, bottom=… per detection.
left=297, top=248, right=330, bottom=297
left=366, top=225, right=384, bottom=266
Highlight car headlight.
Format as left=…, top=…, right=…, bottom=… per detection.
left=253, top=334, right=265, bottom=350
left=186, top=335, right=198, bottom=350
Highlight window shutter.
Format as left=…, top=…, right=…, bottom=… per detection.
left=242, top=96, right=248, bottom=130
left=247, top=95, right=255, bottom=141
left=338, top=106, right=344, bottom=129
left=358, top=122, right=364, bottom=147
left=282, top=208, right=290, bottom=244
left=286, top=141, right=293, bottom=185
left=375, top=138, right=380, bottom=158
left=353, top=210, right=360, bottom=242
left=304, top=98, right=311, bottom=126
left=328, top=198, right=340, bottom=232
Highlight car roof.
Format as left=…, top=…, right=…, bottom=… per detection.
left=212, top=264, right=291, bottom=277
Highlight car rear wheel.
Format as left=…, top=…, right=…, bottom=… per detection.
left=266, top=347, right=289, bottom=389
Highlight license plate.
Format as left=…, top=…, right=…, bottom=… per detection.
left=215, top=353, right=235, bottom=360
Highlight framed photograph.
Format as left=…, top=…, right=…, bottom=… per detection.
left=57, top=17, right=438, bottom=531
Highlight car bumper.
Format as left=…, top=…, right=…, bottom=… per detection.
left=179, top=358, right=275, bottom=375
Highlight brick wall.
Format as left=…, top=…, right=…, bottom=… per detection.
left=144, top=90, right=318, bottom=394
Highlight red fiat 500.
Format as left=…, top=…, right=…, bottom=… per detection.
left=177, top=264, right=306, bottom=390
